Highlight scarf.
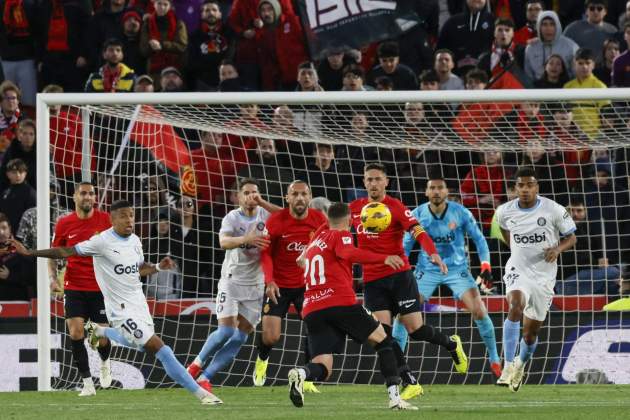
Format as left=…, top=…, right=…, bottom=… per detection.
left=147, top=10, right=179, bottom=72
left=3, top=0, right=30, bottom=38
left=490, top=41, right=516, bottom=74
left=0, top=109, right=20, bottom=152
left=47, top=0, right=69, bottom=52
left=102, top=64, right=122, bottom=92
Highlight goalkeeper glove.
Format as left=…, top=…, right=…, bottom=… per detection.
left=475, top=261, right=495, bottom=295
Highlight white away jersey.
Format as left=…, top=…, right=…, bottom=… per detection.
left=495, top=196, right=576, bottom=283
left=74, top=228, right=151, bottom=322
left=219, top=207, right=270, bottom=286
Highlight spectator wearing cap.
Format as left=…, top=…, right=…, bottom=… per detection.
left=39, top=0, right=91, bottom=92
left=367, top=42, right=418, bottom=90
left=121, top=9, right=145, bottom=75
left=134, top=74, right=154, bottom=91
left=564, top=0, right=618, bottom=61
left=0, top=118, right=35, bottom=190
left=0, top=80, right=23, bottom=157
left=564, top=48, right=609, bottom=138
left=514, top=0, right=544, bottom=47
left=434, top=49, right=464, bottom=90
left=533, top=54, right=570, bottom=88
left=524, top=10, right=578, bottom=81
left=317, top=47, right=358, bottom=91
left=256, top=0, right=308, bottom=90
left=84, top=0, right=130, bottom=71
left=188, top=0, right=234, bottom=91
left=437, top=0, right=494, bottom=76
left=140, top=0, right=188, bottom=83
left=612, top=22, right=630, bottom=86
left=0, top=0, right=38, bottom=108
left=0, top=158, right=35, bottom=232
left=85, top=38, right=136, bottom=92
left=160, top=66, right=184, bottom=91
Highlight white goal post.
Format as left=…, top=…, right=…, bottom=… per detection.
left=36, top=89, right=630, bottom=391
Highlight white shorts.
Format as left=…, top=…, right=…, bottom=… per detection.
left=110, top=311, right=155, bottom=349
left=216, top=279, right=264, bottom=328
left=504, top=268, right=554, bottom=321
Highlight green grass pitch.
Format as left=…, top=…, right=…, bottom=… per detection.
left=2, top=385, right=629, bottom=420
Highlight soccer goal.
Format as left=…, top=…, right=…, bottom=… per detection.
left=35, top=89, right=630, bottom=391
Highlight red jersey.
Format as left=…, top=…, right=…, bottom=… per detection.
left=52, top=209, right=111, bottom=291
left=261, top=208, right=327, bottom=288
left=349, top=195, right=417, bottom=282
left=301, top=229, right=386, bottom=317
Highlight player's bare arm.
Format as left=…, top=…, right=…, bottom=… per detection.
left=220, top=232, right=270, bottom=250
left=543, top=233, right=577, bottom=263
left=139, top=256, right=177, bottom=277
left=253, top=193, right=282, bottom=213
left=4, top=238, right=77, bottom=258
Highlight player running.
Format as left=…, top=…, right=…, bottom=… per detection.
left=349, top=163, right=467, bottom=399
left=288, top=202, right=417, bottom=410
left=50, top=182, right=113, bottom=396
left=495, top=167, right=576, bottom=391
left=186, top=179, right=271, bottom=390
left=252, top=180, right=327, bottom=392
left=392, top=175, right=502, bottom=377
left=6, top=200, right=222, bottom=405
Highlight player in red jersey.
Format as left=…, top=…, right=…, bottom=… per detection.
left=349, top=163, right=468, bottom=399
left=252, top=180, right=327, bottom=391
left=287, top=202, right=416, bottom=410
left=50, top=182, right=113, bottom=396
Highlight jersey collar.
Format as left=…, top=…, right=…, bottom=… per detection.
left=516, top=197, right=541, bottom=212
left=428, top=202, right=449, bottom=220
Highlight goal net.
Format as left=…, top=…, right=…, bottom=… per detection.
left=36, top=89, right=630, bottom=391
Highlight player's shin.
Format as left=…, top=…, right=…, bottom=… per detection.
left=502, top=319, right=521, bottom=363
left=256, top=334, right=273, bottom=361
left=70, top=339, right=91, bottom=379
left=475, top=315, right=500, bottom=363
left=391, top=318, right=409, bottom=355
left=97, top=338, right=111, bottom=361
left=373, top=336, right=402, bottom=404
left=518, top=337, right=538, bottom=364
left=155, top=345, right=208, bottom=398
left=200, top=329, right=249, bottom=382
left=195, top=326, right=236, bottom=367
left=409, top=324, right=455, bottom=350
left=382, top=324, right=416, bottom=386
left=303, top=362, right=328, bottom=382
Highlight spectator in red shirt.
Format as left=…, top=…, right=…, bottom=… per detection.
left=514, top=0, right=544, bottom=47
left=461, top=150, right=511, bottom=232
left=256, top=0, right=308, bottom=90
left=495, top=101, right=547, bottom=144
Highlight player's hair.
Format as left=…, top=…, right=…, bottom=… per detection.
left=286, top=179, right=309, bottom=193
left=427, top=172, right=447, bottom=185
left=309, top=196, right=331, bottom=212
left=327, top=202, right=349, bottom=221
left=364, top=162, right=387, bottom=175
left=514, top=166, right=537, bottom=180
left=111, top=200, right=133, bottom=212
left=75, top=181, right=95, bottom=190
left=237, top=177, right=259, bottom=190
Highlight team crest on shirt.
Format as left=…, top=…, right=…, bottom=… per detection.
left=263, top=303, right=270, bottom=314
left=342, top=236, right=352, bottom=245
left=134, top=329, right=143, bottom=339
left=448, top=221, right=457, bottom=230
left=537, top=217, right=546, bottom=226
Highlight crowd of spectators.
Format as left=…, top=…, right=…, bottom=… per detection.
left=0, top=0, right=629, bottom=301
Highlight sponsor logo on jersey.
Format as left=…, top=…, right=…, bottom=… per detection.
left=287, top=242, right=307, bottom=252
left=306, top=288, right=334, bottom=303
left=513, top=232, right=547, bottom=244
left=356, top=223, right=378, bottom=236
left=114, top=263, right=140, bottom=275
left=432, top=232, right=455, bottom=244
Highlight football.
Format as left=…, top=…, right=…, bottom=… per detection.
left=360, top=202, right=392, bottom=233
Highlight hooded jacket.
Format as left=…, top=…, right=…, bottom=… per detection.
left=524, top=11, right=578, bottom=81
left=437, top=2, right=494, bottom=75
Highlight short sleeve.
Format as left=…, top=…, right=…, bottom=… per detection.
left=51, top=219, right=65, bottom=248
left=495, top=204, right=507, bottom=230
left=219, top=212, right=237, bottom=236
left=554, top=203, right=577, bottom=236
left=74, top=233, right=105, bottom=257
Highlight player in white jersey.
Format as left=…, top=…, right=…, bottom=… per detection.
left=494, top=168, right=576, bottom=392
left=5, top=200, right=222, bottom=405
left=186, top=178, right=273, bottom=389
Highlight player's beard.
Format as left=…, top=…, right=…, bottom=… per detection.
left=291, top=203, right=307, bottom=217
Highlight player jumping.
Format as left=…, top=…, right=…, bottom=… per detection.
left=187, top=179, right=271, bottom=390
left=495, top=167, right=576, bottom=391
left=349, top=163, right=467, bottom=400
left=392, top=175, right=502, bottom=377
left=288, top=202, right=417, bottom=410
left=6, top=200, right=222, bottom=405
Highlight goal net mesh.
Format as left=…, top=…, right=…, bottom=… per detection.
left=42, top=92, right=630, bottom=390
